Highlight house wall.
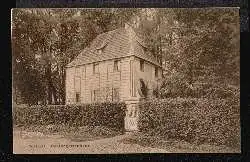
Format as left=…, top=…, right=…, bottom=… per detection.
left=65, top=56, right=162, bottom=104
left=133, top=57, right=163, bottom=99
left=65, top=66, right=76, bottom=104
left=65, top=56, right=134, bottom=104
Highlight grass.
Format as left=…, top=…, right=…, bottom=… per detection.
left=120, top=132, right=241, bottom=153
left=14, top=124, right=123, bottom=142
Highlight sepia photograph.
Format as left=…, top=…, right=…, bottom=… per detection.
left=12, top=8, right=240, bottom=154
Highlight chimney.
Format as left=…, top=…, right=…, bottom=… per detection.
left=124, top=23, right=132, bottom=30
left=124, top=22, right=136, bottom=36
left=125, top=22, right=136, bottom=55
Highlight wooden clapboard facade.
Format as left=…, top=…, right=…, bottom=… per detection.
left=65, top=24, right=163, bottom=105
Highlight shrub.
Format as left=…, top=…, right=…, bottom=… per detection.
left=138, top=98, right=240, bottom=148
left=13, top=102, right=126, bottom=131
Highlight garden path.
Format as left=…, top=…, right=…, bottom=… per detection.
left=13, top=130, right=169, bottom=154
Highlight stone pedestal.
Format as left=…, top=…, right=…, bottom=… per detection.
left=124, top=100, right=139, bottom=132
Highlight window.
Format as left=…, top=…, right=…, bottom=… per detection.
left=114, top=60, right=121, bottom=72
left=82, top=66, right=86, bottom=78
left=155, top=66, right=158, bottom=77
left=113, top=88, right=120, bottom=101
left=93, top=63, right=99, bottom=74
left=140, top=60, right=144, bottom=72
left=74, top=77, right=81, bottom=93
left=75, top=66, right=81, bottom=77
left=76, top=92, right=80, bottom=103
left=93, top=89, right=100, bottom=102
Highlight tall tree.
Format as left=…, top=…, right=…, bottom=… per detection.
left=12, top=8, right=140, bottom=105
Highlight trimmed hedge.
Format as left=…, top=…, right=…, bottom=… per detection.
left=13, top=102, right=126, bottom=130
left=138, top=98, right=240, bottom=148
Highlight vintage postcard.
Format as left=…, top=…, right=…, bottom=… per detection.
left=12, top=8, right=240, bottom=154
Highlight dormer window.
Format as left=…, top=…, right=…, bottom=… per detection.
left=96, top=42, right=107, bottom=54
left=140, top=60, right=144, bottom=72
left=97, top=49, right=103, bottom=55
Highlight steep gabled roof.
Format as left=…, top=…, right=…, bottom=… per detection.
left=66, top=26, right=161, bottom=68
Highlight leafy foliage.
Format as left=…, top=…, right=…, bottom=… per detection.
left=157, top=8, right=240, bottom=99
left=13, top=102, right=126, bottom=131
left=138, top=98, right=240, bottom=148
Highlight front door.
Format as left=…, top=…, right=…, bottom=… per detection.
left=124, top=103, right=138, bottom=131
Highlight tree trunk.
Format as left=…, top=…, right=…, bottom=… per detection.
left=46, top=63, right=52, bottom=105
left=51, top=83, right=58, bottom=104
left=159, top=35, right=163, bottom=65
left=61, top=67, right=66, bottom=105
